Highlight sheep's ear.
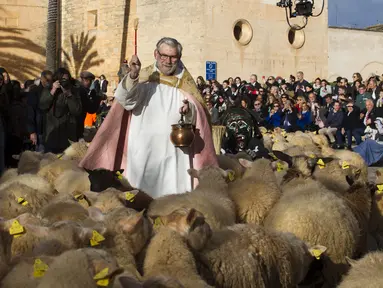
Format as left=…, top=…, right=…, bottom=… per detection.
left=118, top=210, right=145, bottom=234
left=68, top=139, right=75, bottom=145
left=272, top=151, right=293, bottom=168
left=345, top=256, right=358, bottom=267
left=12, top=154, right=20, bottom=160
left=354, top=168, right=361, bottom=180
left=88, top=206, right=105, bottom=222
left=238, top=158, right=252, bottom=168
left=321, top=157, right=335, bottom=164
left=376, top=170, right=382, bottom=177
left=187, top=169, right=199, bottom=178
left=114, top=169, right=124, bottom=175
left=308, top=245, right=327, bottom=260
left=84, top=168, right=92, bottom=174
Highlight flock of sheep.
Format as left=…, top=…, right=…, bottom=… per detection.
left=0, top=130, right=382, bottom=288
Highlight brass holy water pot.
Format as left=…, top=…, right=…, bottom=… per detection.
left=170, top=114, right=195, bottom=147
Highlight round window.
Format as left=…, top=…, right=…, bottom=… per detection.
left=233, top=19, right=253, bottom=46
left=287, top=26, right=305, bottom=49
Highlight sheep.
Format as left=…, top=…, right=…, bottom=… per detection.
left=38, top=201, right=90, bottom=224
left=368, top=169, right=383, bottom=249
left=0, top=173, right=55, bottom=196
left=217, top=154, right=246, bottom=180
left=0, top=168, right=18, bottom=184
left=37, top=159, right=82, bottom=185
left=0, top=256, right=55, bottom=288
left=228, top=158, right=281, bottom=224
left=53, top=169, right=90, bottom=196
left=60, top=139, right=89, bottom=163
left=144, top=208, right=213, bottom=288
left=264, top=179, right=360, bottom=286
left=262, top=133, right=273, bottom=151
left=0, top=216, right=101, bottom=261
left=339, top=183, right=374, bottom=258
left=195, top=223, right=327, bottom=288
left=88, top=207, right=151, bottom=280
left=85, top=168, right=133, bottom=192
left=338, top=252, right=383, bottom=288
left=36, top=248, right=121, bottom=288
left=320, top=145, right=368, bottom=182
left=306, top=131, right=329, bottom=147
left=142, top=276, right=185, bottom=288
left=148, top=166, right=236, bottom=230
left=0, top=182, right=53, bottom=219
left=16, top=151, right=57, bottom=175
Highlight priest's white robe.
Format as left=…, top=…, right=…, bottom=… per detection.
left=115, top=66, right=196, bottom=198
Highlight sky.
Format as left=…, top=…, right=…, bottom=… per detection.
left=328, top=0, right=383, bottom=28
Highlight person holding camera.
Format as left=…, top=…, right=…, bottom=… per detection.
left=39, top=68, right=82, bottom=153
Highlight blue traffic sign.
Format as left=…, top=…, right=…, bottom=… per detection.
left=206, top=61, right=217, bottom=80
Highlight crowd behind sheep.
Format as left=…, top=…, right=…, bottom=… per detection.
left=0, top=129, right=382, bottom=288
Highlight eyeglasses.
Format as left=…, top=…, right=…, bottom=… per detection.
left=346, top=106, right=353, bottom=108
left=156, top=50, right=179, bottom=62
left=254, top=103, right=261, bottom=106
left=274, top=105, right=279, bottom=108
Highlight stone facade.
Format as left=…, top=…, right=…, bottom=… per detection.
left=328, top=27, right=383, bottom=82
left=0, top=0, right=48, bottom=81
left=1, top=0, right=383, bottom=86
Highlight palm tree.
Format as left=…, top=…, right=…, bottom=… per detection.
left=46, top=0, right=58, bottom=72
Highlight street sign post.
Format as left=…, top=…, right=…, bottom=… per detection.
left=206, top=61, right=217, bottom=80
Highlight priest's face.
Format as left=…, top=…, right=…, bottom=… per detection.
left=154, top=44, right=180, bottom=76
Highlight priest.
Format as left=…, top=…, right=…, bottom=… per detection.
left=79, top=37, right=218, bottom=198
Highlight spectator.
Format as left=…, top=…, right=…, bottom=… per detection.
left=247, top=74, right=261, bottom=97
left=319, top=79, right=332, bottom=104
left=39, top=68, right=82, bottom=153
left=295, top=96, right=306, bottom=113
left=214, top=95, right=227, bottom=118
left=313, top=78, right=321, bottom=96
left=281, top=100, right=298, bottom=132
left=361, top=99, right=377, bottom=130
left=234, top=77, right=241, bottom=88
left=340, top=78, right=353, bottom=98
left=265, top=101, right=282, bottom=130
left=207, top=101, right=220, bottom=125
left=355, top=84, right=372, bottom=110
left=297, top=102, right=312, bottom=131
left=252, top=100, right=267, bottom=124
left=222, top=80, right=232, bottom=99
left=294, top=71, right=310, bottom=95
left=342, top=101, right=364, bottom=150
left=196, top=76, right=205, bottom=94
left=27, top=70, right=52, bottom=152
left=352, top=79, right=362, bottom=100
left=78, top=71, right=103, bottom=140
left=318, top=101, right=344, bottom=147
left=100, top=74, right=108, bottom=94
left=375, top=90, right=383, bottom=118
left=333, top=76, right=343, bottom=96
left=337, top=86, right=351, bottom=109
left=368, top=77, right=381, bottom=103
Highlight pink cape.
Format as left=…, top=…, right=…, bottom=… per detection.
left=79, top=90, right=218, bottom=187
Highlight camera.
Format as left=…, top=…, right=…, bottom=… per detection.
left=295, top=0, right=313, bottom=17
left=59, top=78, right=72, bottom=90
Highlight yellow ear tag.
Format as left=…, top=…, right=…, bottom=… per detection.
left=309, top=154, right=315, bottom=159
left=94, top=267, right=109, bottom=280
left=57, top=153, right=63, bottom=159
left=125, top=192, right=135, bottom=203
left=33, top=258, right=49, bottom=278
left=75, top=194, right=89, bottom=207
left=115, top=171, right=123, bottom=180
left=268, top=153, right=278, bottom=160
left=275, top=139, right=279, bottom=143
left=276, top=162, right=284, bottom=172
left=90, top=230, right=105, bottom=247
left=96, top=279, right=110, bottom=287
left=376, top=184, right=383, bottom=194
left=9, top=220, right=25, bottom=237
left=17, top=197, right=29, bottom=206
left=227, top=171, right=235, bottom=182
left=342, top=161, right=350, bottom=170
left=281, top=131, right=287, bottom=137
left=317, top=159, right=325, bottom=169
left=153, top=217, right=163, bottom=229
left=311, top=249, right=323, bottom=260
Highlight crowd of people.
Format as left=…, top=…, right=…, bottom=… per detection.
left=1, top=63, right=382, bottom=176
left=202, top=71, right=383, bottom=151
left=0, top=67, right=111, bottom=175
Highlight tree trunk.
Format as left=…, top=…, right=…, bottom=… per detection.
left=46, top=0, right=58, bottom=72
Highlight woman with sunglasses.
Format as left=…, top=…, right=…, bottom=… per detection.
left=265, top=101, right=282, bottom=130
left=341, top=101, right=364, bottom=149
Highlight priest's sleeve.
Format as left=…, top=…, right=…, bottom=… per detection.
left=115, top=74, right=143, bottom=111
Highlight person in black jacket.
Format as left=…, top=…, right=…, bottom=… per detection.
left=281, top=100, right=298, bottom=132
left=318, top=101, right=344, bottom=147
left=341, top=101, right=364, bottom=149
left=27, top=70, right=52, bottom=152
left=78, top=71, right=103, bottom=139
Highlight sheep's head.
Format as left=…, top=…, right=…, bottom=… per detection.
left=150, top=208, right=212, bottom=251
left=188, top=166, right=235, bottom=183
left=61, top=139, right=89, bottom=162
left=85, top=168, right=129, bottom=192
